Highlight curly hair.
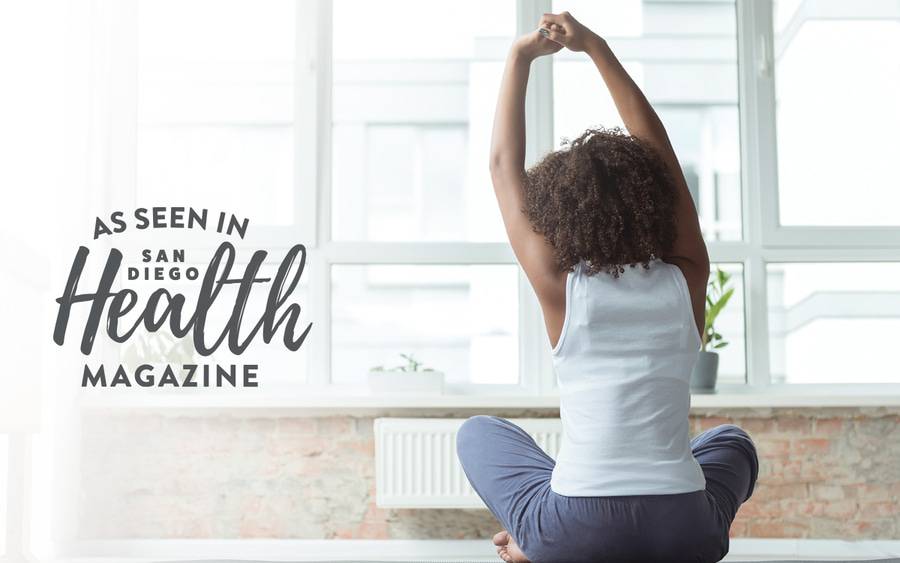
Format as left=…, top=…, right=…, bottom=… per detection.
left=523, top=126, right=679, bottom=277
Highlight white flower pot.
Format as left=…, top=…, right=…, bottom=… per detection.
left=367, top=370, right=445, bottom=395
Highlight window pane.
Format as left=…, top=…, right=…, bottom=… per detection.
left=136, top=0, right=295, bottom=226
left=710, top=263, right=746, bottom=385
left=774, top=2, right=900, bottom=226
left=553, top=0, right=742, bottom=241
left=768, top=263, right=900, bottom=383
left=330, top=0, right=516, bottom=242
left=331, top=265, right=519, bottom=385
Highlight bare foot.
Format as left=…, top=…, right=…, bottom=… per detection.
left=493, top=530, right=530, bottom=563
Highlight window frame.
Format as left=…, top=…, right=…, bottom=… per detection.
left=306, top=0, right=552, bottom=394
left=734, top=0, right=900, bottom=388
left=106, top=0, right=900, bottom=398
left=761, top=0, right=900, bottom=247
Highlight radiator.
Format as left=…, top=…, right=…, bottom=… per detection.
left=374, top=418, right=562, bottom=509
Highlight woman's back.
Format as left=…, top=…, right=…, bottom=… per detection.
left=550, top=258, right=707, bottom=496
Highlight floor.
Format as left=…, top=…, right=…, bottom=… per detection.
left=46, top=538, right=900, bottom=562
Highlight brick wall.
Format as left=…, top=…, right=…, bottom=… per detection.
left=78, top=407, right=899, bottom=540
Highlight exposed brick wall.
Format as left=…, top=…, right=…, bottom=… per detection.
left=79, top=408, right=899, bottom=540
left=702, top=409, right=900, bottom=539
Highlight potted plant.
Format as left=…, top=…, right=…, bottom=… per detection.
left=691, top=267, right=734, bottom=393
left=367, top=353, right=445, bottom=395
left=122, top=328, right=200, bottom=390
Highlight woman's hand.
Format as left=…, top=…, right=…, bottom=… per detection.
left=512, top=29, right=563, bottom=62
left=539, top=11, right=602, bottom=53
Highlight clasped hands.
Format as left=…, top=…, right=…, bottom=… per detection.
left=513, top=11, right=604, bottom=61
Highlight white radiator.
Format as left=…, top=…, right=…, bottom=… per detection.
left=374, top=418, right=562, bottom=509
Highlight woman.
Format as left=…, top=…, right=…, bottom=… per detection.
left=456, top=12, right=758, bottom=563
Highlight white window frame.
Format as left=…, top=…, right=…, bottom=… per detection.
left=98, top=0, right=900, bottom=401
left=304, top=0, right=553, bottom=395
left=754, top=0, right=900, bottom=249
left=734, top=0, right=900, bottom=390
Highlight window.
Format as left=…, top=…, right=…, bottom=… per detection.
left=330, top=0, right=515, bottom=242
left=128, top=0, right=307, bottom=388
left=551, top=1, right=750, bottom=382
left=333, top=125, right=472, bottom=241
left=112, top=0, right=900, bottom=396
left=768, top=263, right=900, bottom=384
left=756, top=0, right=900, bottom=388
left=773, top=1, right=900, bottom=226
left=319, top=0, right=531, bottom=391
left=136, top=0, right=297, bottom=228
left=331, top=265, right=519, bottom=386
left=553, top=0, right=742, bottom=242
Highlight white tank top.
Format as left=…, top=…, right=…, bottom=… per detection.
left=549, top=258, right=707, bottom=497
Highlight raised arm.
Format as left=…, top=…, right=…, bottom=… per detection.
left=541, top=12, right=710, bottom=332
left=490, top=32, right=568, bottom=344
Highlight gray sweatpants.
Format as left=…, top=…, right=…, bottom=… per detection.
left=456, top=416, right=758, bottom=563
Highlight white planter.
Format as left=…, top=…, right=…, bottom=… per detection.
left=367, top=370, right=445, bottom=395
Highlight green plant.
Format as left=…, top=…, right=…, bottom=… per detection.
left=122, top=328, right=199, bottom=369
left=702, top=267, right=734, bottom=352
left=370, top=353, right=435, bottom=373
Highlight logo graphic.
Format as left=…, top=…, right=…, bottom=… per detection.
left=52, top=207, right=312, bottom=388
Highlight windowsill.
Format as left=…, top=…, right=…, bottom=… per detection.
left=76, top=384, right=900, bottom=414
